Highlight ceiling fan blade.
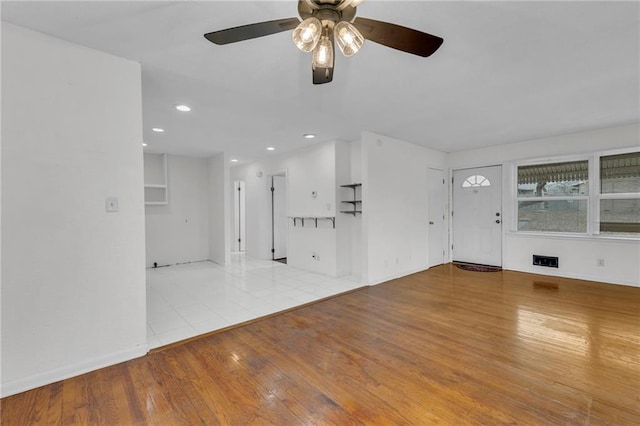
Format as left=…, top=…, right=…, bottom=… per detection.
left=312, top=66, right=334, bottom=85
left=204, top=18, right=300, bottom=45
left=353, top=17, right=443, bottom=57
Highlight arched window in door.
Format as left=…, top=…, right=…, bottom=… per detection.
left=462, top=175, right=491, bottom=188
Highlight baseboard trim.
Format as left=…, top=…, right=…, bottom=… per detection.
left=366, top=266, right=429, bottom=286
left=504, top=266, right=639, bottom=288
left=1, top=344, right=148, bottom=398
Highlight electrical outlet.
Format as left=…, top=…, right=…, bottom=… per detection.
left=597, top=259, right=605, bottom=267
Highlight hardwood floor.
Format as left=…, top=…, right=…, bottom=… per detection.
left=2, top=264, right=639, bottom=425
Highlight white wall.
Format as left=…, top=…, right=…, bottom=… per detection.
left=208, top=152, right=231, bottom=265
left=348, top=141, right=363, bottom=280
left=287, top=143, right=338, bottom=274
left=1, top=23, right=147, bottom=396
left=448, top=124, right=640, bottom=286
left=335, top=141, right=352, bottom=277
left=144, top=154, right=210, bottom=267
left=231, top=142, right=340, bottom=275
left=447, top=124, right=639, bottom=169
left=361, top=132, right=447, bottom=285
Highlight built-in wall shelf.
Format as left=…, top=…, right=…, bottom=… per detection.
left=340, top=183, right=362, bottom=215
left=288, top=216, right=335, bottom=229
left=144, top=153, right=168, bottom=205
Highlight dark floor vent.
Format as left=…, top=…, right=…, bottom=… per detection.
left=533, top=255, right=558, bottom=268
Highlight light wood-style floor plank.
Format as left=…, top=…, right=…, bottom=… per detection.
left=2, top=264, right=639, bottom=425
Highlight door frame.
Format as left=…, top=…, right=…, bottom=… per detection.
left=428, top=167, right=447, bottom=268
left=265, top=170, right=288, bottom=261
left=233, top=180, right=246, bottom=252
left=449, top=164, right=504, bottom=267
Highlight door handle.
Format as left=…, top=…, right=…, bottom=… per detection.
left=496, top=219, right=501, bottom=224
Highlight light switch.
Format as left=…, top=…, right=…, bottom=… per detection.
left=106, top=197, right=119, bottom=213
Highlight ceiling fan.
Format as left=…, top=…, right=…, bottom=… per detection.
left=204, top=0, right=443, bottom=84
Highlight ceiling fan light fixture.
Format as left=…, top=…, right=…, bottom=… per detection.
left=292, top=17, right=322, bottom=52
left=312, top=34, right=334, bottom=69
left=335, top=21, right=364, bottom=57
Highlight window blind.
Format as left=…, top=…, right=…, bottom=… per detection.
left=600, top=152, right=640, bottom=179
left=518, top=161, right=589, bottom=185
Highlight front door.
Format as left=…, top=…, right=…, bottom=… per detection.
left=452, top=166, right=502, bottom=266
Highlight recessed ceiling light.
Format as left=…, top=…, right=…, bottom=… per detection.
left=175, top=104, right=191, bottom=112
left=303, top=133, right=316, bottom=139
left=267, top=147, right=275, bottom=151
left=142, top=143, right=148, bottom=147
left=231, top=159, right=238, bottom=163
left=152, top=128, right=164, bottom=133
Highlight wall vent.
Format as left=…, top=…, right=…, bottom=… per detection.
left=533, top=255, right=558, bottom=268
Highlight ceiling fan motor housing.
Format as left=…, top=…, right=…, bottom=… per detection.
left=298, top=0, right=357, bottom=25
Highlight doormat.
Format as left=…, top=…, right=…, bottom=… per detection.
left=455, top=263, right=502, bottom=272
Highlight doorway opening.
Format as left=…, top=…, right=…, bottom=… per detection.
left=270, top=173, right=288, bottom=263
left=233, top=180, right=246, bottom=252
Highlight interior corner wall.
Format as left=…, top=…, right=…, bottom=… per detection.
left=349, top=140, right=363, bottom=281
left=144, top=154, right=210, bottom=267
left=334, top=141, right=352, bottom=277
left=208, top=152, right=231, bottom=265
left=447, top=123, right=640, bottom=286
left=1, top=23, right=147, bottom=396
left=361, top=132, right=447, bottom=285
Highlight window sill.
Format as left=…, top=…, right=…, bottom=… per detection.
left=508, top=230, right=640, bottom=242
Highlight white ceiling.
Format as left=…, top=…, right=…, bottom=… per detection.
left=2, top=1, right=638, bottom=163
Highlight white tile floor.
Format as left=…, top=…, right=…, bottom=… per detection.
left=146, top=254, right=362, bottom=348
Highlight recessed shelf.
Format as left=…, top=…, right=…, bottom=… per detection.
left=144, top=153, right=168, bottom=205
left=340, top=183, right=362, bottom=215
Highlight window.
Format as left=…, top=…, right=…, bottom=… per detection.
left=515, top=151, right=640, bottom=236
left=517, top=160, right=589, bottom=233
left=462, top=175, right=491, bottom=188
left=599, top=152, right=640, bottom=234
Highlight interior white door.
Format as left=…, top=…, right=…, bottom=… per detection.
left=428, top=168, right=446, bottom=268
left=233, top=180, right=246, bottom=252
left=452, top=166, right=502, bottom=266
left=271, top=175, right=287, bottom=260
